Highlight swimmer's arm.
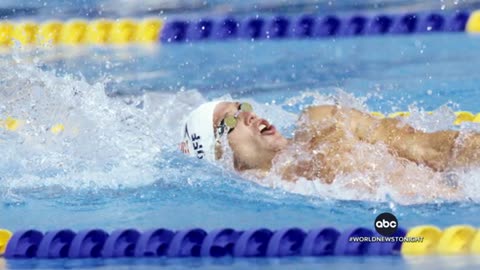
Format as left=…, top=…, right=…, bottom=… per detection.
left=299, top=105, right=379, bottom=141
left=285, top=117, right=357, bottom=183
left=301, top=105, right=460, bottom=171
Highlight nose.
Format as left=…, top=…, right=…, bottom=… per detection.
left=241, top=111, right=256, bottom=126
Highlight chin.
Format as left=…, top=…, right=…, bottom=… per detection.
left=269, top=135, right=281, bottom=144
left=266, top=137, right=287, bottom=151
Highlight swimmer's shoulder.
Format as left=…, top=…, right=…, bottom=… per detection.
left=294, top=105, right=340, bottom=141
left=301, top=105, right=373, bottom=124
left=300, top=105, right=339, bottom=122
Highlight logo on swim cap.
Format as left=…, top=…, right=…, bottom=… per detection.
left=184, top=124, right=204, bottom=159
left=181, top=101, right=222, bottom=162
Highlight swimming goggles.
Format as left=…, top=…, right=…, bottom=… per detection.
left=216, top=102, right=253, bottom=138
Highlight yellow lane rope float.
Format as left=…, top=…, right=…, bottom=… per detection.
left=471, top=230, right=480, bottom=254
left=0, top=22, right=14, bottom=46
left=50, top=123, right=65, bottom=135
left=0, top=229, right=12, bottom=255
left=387, top=111, right=411, bottom=118
left=401, top=225, right=443, bottom=255
left=436, top=225, right=477, bottom=255
left=59, top=20, right=88, bottom=45
left=109, top=19, right=138, bottom=44
left=0, top=117, right=23, bottom=131
left=454, top=111, right=475, bottom=125
left=12, top=21, right=38, bottom=45
left=466, top=10, right=480, bottom=33
left=85, top=19, right=113, bottom=44
left=38, top=21, right=63, bottom=45
left=371, top=111, right=480, bottom=125
left=0, top=18, right=163, bottom=47
left=401, top=225, right=480, bottom=255
left=135, top=18, right=163, bottom=43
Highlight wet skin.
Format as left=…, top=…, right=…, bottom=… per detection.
left=212, top=102, right=480, bottom=184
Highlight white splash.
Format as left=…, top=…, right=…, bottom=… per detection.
left=0, top=55, right=208, bottom=196
left=1, top=56, right=479, bottom=206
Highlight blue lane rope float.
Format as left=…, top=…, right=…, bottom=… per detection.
left=160, top=11, right=473, bottom=43
left=1, top=226, right=479, bottom=259
left=0, top=10, right=478, bottom=47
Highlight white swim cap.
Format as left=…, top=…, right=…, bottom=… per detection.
left=181, top=101, right=223, bottom=162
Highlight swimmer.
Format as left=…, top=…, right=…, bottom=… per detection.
left=180, top=101, right=480, bottom=189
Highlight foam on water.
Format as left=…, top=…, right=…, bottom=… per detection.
left=0, top=54, right=192, bottom=194
left=1, top=54, right=480, bottom=206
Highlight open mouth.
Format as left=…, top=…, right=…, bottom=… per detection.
left=257, top=119, right=276, bottom=135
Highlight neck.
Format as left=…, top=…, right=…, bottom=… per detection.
left=250, top=138, right=293, bottom=172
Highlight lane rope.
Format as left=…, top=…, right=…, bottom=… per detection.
left=0, top=10, right=478, bottom=47
left=1, top=225, right=479, bottom=258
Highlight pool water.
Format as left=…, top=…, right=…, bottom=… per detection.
left=2, top=31, right=480, bottom=269
left=1, top=0, right=478, bottom=19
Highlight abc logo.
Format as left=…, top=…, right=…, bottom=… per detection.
left=374, top=212, right=398, bottom=236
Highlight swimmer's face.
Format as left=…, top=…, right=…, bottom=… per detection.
left=213, top=102, right=288, bottom=170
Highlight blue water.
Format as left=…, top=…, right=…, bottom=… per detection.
left=2, top=8, right=480, bottom=270
left=1, top=0, right=480, bottom=19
